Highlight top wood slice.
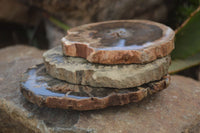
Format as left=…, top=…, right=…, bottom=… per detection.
left=62, top=20, right=175, bottom=64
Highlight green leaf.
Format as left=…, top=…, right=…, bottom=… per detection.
left=171, top=7, right=200, bottom=59
left=49, top=17, right=70, bottom=31
left=169, top=53, right=200, bottom=73
left=169, top=7, right=200, bottom=74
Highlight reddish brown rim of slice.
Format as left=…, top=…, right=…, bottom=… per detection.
left=21, top=74, right=170, bottom=111
left=20, top=64, right=170, bottom=111
left=62, top=20, right=175, bottom=64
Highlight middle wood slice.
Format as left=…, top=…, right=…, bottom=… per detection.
left=43, top=46, right=170, bottom=88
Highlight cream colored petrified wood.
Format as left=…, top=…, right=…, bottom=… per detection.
left=20, top=64, right=170, bottom=111
left=43, top=46, right=171, bottom=88
left=62, top=20, right=175, bottom=64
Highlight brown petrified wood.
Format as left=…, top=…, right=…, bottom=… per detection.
left=20, top=64, right=170, bottom=111
left=62, top=20, right=175, bottom=64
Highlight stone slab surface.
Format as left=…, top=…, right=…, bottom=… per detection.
left=62, top=20, right=174, bottom=64
left=44, top=46, right=171, bottom=88
left=21, top=64, right=169, bottom=110
left=1, top=45, right=200, bottom=133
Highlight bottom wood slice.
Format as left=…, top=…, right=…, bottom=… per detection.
left=20, top=64, right=170, bottom=111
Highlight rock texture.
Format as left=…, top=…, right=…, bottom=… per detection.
left=20, top=0, right=171, bottom=27
left=62, top=20, right=175, bottom=64
left=1, top=45, right=200, bottom=132
left=43, top=46, right=171, bottom=88
left=0, top=0, right=40, bottom=25
left=0, top=0, right=28, bottom=24
left=21, top=64, right=170, bottom=110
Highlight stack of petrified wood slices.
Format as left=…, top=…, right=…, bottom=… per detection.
left=20, top=20, right=175, bottom=111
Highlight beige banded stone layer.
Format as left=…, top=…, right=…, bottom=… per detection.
left=62, top=20, right=174, bottom=64
left=43, top=46, right=171, bottom=88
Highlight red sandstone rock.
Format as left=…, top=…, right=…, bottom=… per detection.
left=62, top=20, right=175, bottom=64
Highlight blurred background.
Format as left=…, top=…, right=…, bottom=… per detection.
left=0, top=0, right=199, bottom=78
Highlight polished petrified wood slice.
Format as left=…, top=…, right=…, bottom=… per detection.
left=20, top=64, right=170, bottom=111
left=43, top=46, right=171, bottom=88
left=62, top=20, right=175, bottom=64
